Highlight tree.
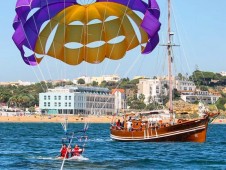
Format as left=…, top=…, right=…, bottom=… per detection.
left=200, top=86, right=208, bottom=91
left=172, top=88, right=181, bottom=100
left=100, top=80, right=107, bottom=87
left=127, top=94, right=146, bottom=110
left=146, top=102, right=162, bottom=110
left=91, top=81, right=98, bottom=86
left=0, top=91, right=12, bottom=103
left=138, top=94, right=145, bottom=102
left=215, top=97, right=226, bottom=111
left=77, top=79, right=85, bottom=84
left=178, top=73, right=183, bottom=80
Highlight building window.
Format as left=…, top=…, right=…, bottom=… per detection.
left=54, top=102, right=57, bottom=107
left=69, top=96, right=71, bottom=100
left=58, top=96, right=61, bottom=100
left=48, top=96, right=50, bottom=100
left=48, top=102, right=50, bottom=107
left=69, top=102, right=71, bottom=107
left=58, top=102, right=61, bottom=107
left=44, top=102, right=46, bottom=107
left=44, top=96, right=46, bottom=100
left=65, top=96, right=67, bottom=100
left=54, top=96, right=57, bottom=100
left=65, top=102, right=67, bottom=107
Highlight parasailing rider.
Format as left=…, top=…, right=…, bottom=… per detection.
left=71, top=145, right=83, bottom=157
left=60, top=144, right=69, bottom=159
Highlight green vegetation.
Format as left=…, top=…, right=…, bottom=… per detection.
left=1, top=70, right=225, bottom=111
left=190, top=70, right=226, bottom=86
left=77, top=78, right=85, bottom=84
left=127, top=94, right=146, bottom=110
left=215, top=95, right=226, bottom=111
left=0, top=82, right=49, bottom=110
left=99, top=78, right=139, bottom=91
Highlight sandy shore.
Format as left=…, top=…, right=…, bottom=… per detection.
left=0, top=115, right=118, bottom=123
left=0, top=115, right=225, bottom=124
left=211, top=118, right=226, bottom=124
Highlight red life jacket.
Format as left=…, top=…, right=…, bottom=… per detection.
left=61, top=148, right=68, bottom=158
left=116, top=121, right=121, bottom=127
left=73, top=147, right=80, bottom=156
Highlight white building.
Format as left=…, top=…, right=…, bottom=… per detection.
left=0, top=80, right=34, bottom=86
left=112, top=89, right=126, bottom=113
left=73, top=76, right=92, bottom=84
left=17, top=80, right=35, bottom=86
left=175, top=80, right=196, bottom=92
left=133, top=76, right=147, bottom=80
left=74, top=74, right=120, bottom=85
left=39, top=86, right=115, bottom=115
left=220, top=71, right=226, bottom=76
left=137, top=77, right=196, bottom=104
left=181, top=91, right=220, bottom=104
left=137, top=78, right=168, bottom=104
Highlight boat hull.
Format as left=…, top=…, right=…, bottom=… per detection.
left=110, top=117, right=208, bottom=142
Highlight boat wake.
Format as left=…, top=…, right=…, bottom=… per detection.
left=36, top=156, right=55, bottom=160
left=68, top=155, right=89, bottom=161
left=55, top=155, right=89, bottom=161
left=89, top=138, right=112, bottom=142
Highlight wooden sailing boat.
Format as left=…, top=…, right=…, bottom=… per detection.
left=110, top=0, right=209, bottom=142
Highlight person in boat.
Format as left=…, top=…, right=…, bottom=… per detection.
left=121, top=121, right=125, bottom=129
left=126, top=117, right=132, bottom=131
left=67, top=145, right=72, bottom=157
left=116, top=119, right=121, bottom=129
left=71, top=144, right=83, bottom=157
left=60, top=144, right=69, bottom=159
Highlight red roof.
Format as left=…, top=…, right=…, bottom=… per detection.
left=112, top=89, right=125, bottom=94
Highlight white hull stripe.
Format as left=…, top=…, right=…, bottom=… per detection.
left=111, top=125, right=206, bottom=141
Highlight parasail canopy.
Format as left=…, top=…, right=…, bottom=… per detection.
left=13, top=0, right=161, bottom=66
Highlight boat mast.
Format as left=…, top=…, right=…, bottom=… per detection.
left=167, top=0, right=173, bottom=115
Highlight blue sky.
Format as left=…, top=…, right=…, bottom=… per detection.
left=0, top=0, right=226, bottom=82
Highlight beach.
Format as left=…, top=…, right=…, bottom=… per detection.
left=0, top=115, right=225, bottom=124
left=0, top=115, right=117, bottom=123
left=211, top=118, right=226, bottom=124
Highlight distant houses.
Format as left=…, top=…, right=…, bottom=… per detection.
left=137, top=76, right=220, bottom=105
left=0, top=80, right=35, bottom=86
left=73, top=74, right=120, bottom=85
left=220, top=71, right=226, bottom=76
left=1, top=72, right=224, bottom=114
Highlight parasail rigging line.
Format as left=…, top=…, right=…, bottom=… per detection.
left=60, top=118, right=89, bottom=170
left=60, top=132, right=74, bottom=170
left=17, top=18, right=48, bottom=92
left=102, top=0, right=133, bottom=75
left=44, top=0, right=61, bottom=81
left=99, top=50, right=142, bottom=115
left=28, top=3, right=53, bottom=83
left=90, top=32, right=138, bottom=117
left=93, top=0, right=109, bottom=76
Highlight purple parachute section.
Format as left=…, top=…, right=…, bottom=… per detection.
left=12, top=0, right=161, bottom=66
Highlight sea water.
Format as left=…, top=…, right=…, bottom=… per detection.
left=0, top=123, right=225, bottom=170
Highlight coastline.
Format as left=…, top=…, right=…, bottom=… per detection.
left=211, top=118, right=226, bottom=124
left=0, top=115, right=225, bottom=124
left=0, top=115, right=115, bottom=123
